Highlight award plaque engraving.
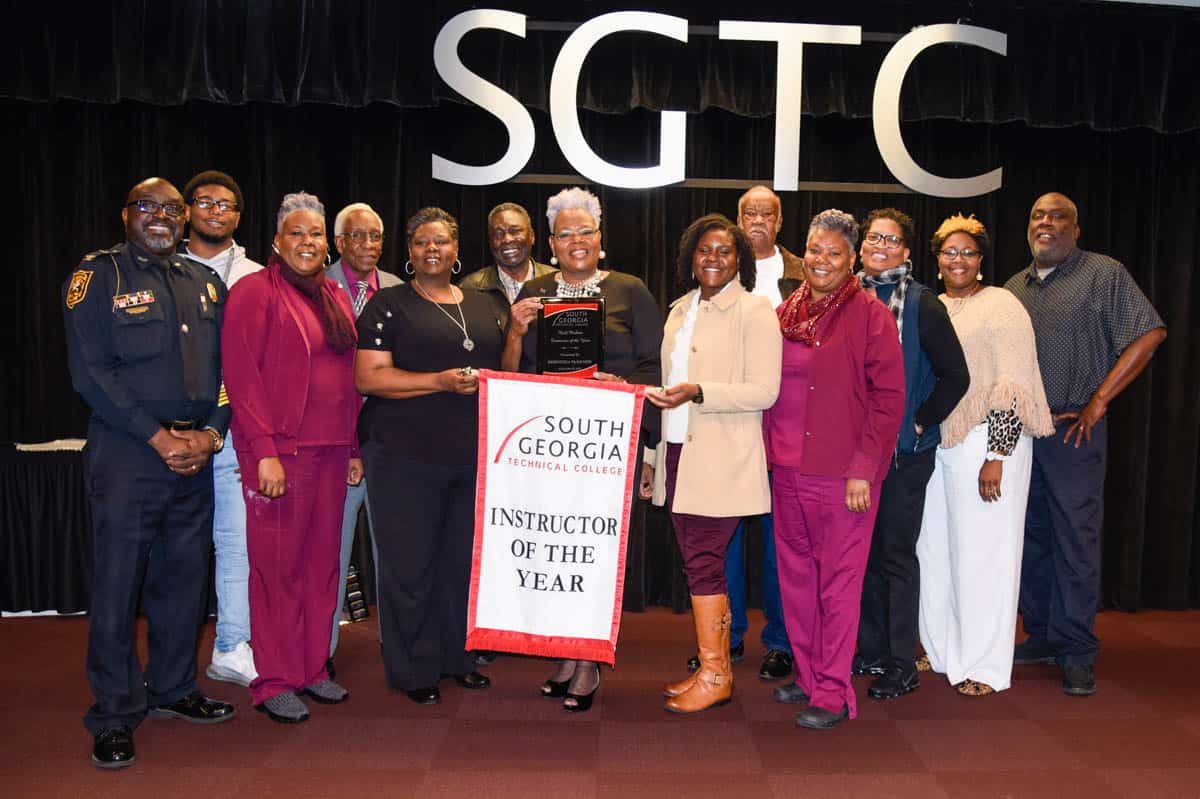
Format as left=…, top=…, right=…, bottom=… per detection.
left=536, top=297, right=606, bottom=377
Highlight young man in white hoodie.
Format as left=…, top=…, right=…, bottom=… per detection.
left=181, top=170, right=263, bottom=687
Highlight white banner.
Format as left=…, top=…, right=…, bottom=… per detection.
left=466, top=370, right=645, bottom=665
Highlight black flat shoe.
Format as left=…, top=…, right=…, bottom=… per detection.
left=444, top=671, right=491, bottom=690
left=148, top=691, right=236, bottom=724
left=868, top=666, right=920, bottom=700
left=687, top=641, right=744, bottom=673
left=772, top=683, right=810, bottom=704
left=759, top=649, right=793, bottom=680
left=405, top=686, right=441, bottom=705
left=795, top=703, right=849, bottom=730
left=92, top=726, right=135, bottom=769
left=1062, top=664, right=1097, bottom=696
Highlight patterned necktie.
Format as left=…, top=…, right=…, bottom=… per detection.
left=353, top=280, right=369, bottom=317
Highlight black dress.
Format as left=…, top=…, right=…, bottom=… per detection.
left=356, top=284, right=504, bottom=690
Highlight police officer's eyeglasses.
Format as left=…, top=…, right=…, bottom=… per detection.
left=127, top=199, right=187, bottom=218
left=864, top=232, right=904, bottom=249
left=343, top=231, right=384, bottom=244
left=192, top=198, right=240, bottom=213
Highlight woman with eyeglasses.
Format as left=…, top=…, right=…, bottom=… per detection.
left=221, top=192, right=361, bottom=723
left=915, top=214, right=1053, bottom=697
left=765, top=209, right=905, bottom=729
left=502, top=187, right=662, bottom=712
left=852, top=209, right=969, bottom=702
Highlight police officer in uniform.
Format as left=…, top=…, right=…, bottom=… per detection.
left=64, top=177, right=236, bottom=770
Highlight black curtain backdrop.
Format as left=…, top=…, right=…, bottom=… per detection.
left=2, top=1, right=1197, bottom=611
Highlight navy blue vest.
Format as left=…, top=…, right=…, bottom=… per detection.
left=877, top=281, right=939, bottom=455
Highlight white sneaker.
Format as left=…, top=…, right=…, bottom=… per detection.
left=206, top=641, right=258, bottom=687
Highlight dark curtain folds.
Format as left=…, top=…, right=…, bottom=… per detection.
left=5, top=2, right=1200, bottom=132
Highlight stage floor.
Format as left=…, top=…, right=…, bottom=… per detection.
left=3, top=609, right=1199, bottom=797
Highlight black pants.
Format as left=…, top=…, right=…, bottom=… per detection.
left=856, top=448, right=936, bottom=673
left=362, top=443, right=476, bottom=690
left=83, top=420, right=213, bottom=735
left=1019, top=418, right=1106, bottom=667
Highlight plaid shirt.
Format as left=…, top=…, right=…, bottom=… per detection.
left=1004, top=248, right=1163, bottom=412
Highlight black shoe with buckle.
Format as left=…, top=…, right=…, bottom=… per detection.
left=759, top=649, right=793, bottom=680
left=868, top=665, right=920, bottom=700
left=687, top=640, right=743, bottom=673
left=148, top=692, right=236, bottom=724
left=91, top=726, right=135, bottom=769
left=1061, top=664, right=1096, bottom=696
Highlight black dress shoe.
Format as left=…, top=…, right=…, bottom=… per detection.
left=687, top=640, right=743, bottom=673
left=148, top=692, right=236, bottom=724
left=852, top=654, right=888, bottom=677
left=444, top=671, right=491, bottom=690
left=1062, top=664, right=1096, bottom=696
left=1013, top=638, right=1058, bottom=666
left=772, top=683, right=810, bottom=704
left=405, top=686, right=441, bottom=704
left=795, top=703, right=849, bottom=730
left=868, top=666, right=920, bottom=700
left=92, top=726, right=135, bottom=769
left=759, top=649, right=793, bottom=680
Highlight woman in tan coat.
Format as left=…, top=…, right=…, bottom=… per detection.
left=647, top=213, right=782, bottom=713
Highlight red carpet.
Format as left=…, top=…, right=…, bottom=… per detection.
left=2, top=609, right=1199, bottom=798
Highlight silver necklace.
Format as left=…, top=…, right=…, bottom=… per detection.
left=413, top=280, right=474, bottom=351
left=945, top=284, right=984, bottom=317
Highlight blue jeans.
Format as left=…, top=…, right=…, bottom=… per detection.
left=725, top=506, right=790, bottom=653
left=331, top=477, right=373, bottom=655
left=212, top=434, right=250, bottom=654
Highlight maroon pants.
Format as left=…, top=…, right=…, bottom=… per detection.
left=773, top=467, right=880, bottom=718
left=665, top=443, right=741, bottom=595
left=239, top=446, right=349, bottom=705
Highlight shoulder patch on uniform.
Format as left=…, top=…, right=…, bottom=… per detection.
left=65, top=270, right=94, bottom=309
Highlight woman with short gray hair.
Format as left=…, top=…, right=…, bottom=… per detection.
left=765, top=209, right=906, bottom=729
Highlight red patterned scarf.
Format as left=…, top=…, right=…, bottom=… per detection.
left=777, top=275, right=861, bottom=345
left=271, top=254, right=357, bottom=353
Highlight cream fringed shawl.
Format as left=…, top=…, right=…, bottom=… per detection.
left=939, top=286, right=1055, bottom=448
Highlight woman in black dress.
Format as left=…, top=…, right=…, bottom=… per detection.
left=355, top=207, right=504, bottom=704
left=502, top=187, right=662, bottom=712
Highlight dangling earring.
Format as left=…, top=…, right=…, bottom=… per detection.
left=404, top=261, right=415, bottom=276
left=550, top=256, right=558, bottom=266
left=936, top=272, right=943, bottom=280
left=452, top=259, right=462, bottom=275
left=976, top=272, right=983, bottom=281
left=598, top=250, right=606, bottom=260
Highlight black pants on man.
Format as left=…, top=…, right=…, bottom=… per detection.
left=83, top=420, right=213, bottom=735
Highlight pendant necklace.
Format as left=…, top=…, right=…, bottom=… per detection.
left=413, top=280, right=475, bottom=351
left=946, top=282, right=984, bottom=317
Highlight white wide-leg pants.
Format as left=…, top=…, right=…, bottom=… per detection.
left=917, top=424, right=1033, bottom=692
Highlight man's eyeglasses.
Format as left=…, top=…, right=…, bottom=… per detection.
left=939, top=247, right=982, bottom=260
left=343, top=231, right=384, bottom=244
left=127, top=199, right=186, bottom=218
left=551, top=227, right=598, bottom=241
left=192, top=198, right=240, bottom=213
left=864, top=232, right=904, bottom=249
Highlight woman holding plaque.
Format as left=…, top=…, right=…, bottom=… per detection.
left=766, top=209, right=905, bottom=730
left=647, top=213, right=781, bottom=714
left=355, top=207, right=505, bottom=705
left=502, top=187, right=662, bottom=712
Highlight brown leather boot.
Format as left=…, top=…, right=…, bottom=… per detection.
left=665, top=594, right=733, bottom=713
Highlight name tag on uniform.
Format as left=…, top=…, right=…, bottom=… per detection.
left=113, top=290, right=156, bottom=311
